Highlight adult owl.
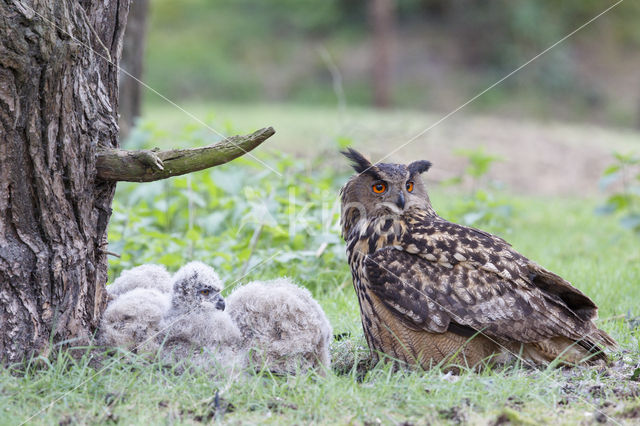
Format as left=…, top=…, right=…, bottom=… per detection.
left=339, top=148, right=616, bottom=371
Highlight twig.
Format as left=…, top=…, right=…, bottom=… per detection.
left=96, top=127, right=275, bottom=182
left=315, top=242, right=328, bottom=258
left=600, top=314, right=626, bottom=323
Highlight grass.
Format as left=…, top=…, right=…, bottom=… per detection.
left=3, top=188, right=639, bottom=425
left=2, top=104, right=639, bottom=425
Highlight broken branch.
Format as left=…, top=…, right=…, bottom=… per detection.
left=96, top=127, right=275, bottom=182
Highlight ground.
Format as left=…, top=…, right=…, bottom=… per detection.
left=1, top=103, right=639, bottom=425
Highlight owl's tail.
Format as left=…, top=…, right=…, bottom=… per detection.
left=520, top=327, right=616, bottom=366
left=591, top=327, right=617, bottom=349
left=578, top=326, right=617, bottom=360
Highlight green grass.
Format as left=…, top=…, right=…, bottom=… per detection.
left=3, top=179, right=639, bottom=425
left=2, top=105, right=639, bottom=425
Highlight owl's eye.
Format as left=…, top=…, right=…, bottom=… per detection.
left=199, top=289, right=211, bottom=296
left=406, top=181, right=414, bottom=192
left=372, top=183, right=387, bottom=194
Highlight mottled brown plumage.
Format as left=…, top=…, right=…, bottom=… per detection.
left=340, top=149, right=616, bottom=371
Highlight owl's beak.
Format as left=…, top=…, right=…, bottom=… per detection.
left=395, top=192, right=405, bottom=209
left=215, top=294, right=226, bottom=311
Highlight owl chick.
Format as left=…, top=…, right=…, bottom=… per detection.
left=98, top=287, right=171, bottom=354
left=340, top=148, right=616, bottom=371
left=106, top=264, right=172, bottom=299
left=226, top=278, right=333, bottom=374
left=158, top=261, right=242, bottom=369
left=164, top=261, right=226, bottom=316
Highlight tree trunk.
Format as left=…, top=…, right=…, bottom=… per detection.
left=637, top=92, right=640, bottom=130
left=369, top=0, right=395, bottom=108
left=0, top=0, right=129, bottom=363
left=118, top=0, right=149, bottom=141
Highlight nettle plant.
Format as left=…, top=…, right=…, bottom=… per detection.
left=597, top=152, right=640, bottom=233
left=441, top=147, right=513, bottom=232
left=108, top=123, right=349, bottom=293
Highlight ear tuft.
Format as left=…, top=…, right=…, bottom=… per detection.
left=341, top=148, right=373, bottom=174
left=408, top=160, right=432, bottom=175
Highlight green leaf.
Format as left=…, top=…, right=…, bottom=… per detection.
left=335, top=136, right=353, bottom=149
left=474, top=189, right=489, bottom=201
left=157, top=252, right=184, bottom=267
left=594, top=204, right=617, bottom=216
left=607, top=194, right=631, bottom=210
left=620, top=214, right=640, bottom=230
left=602, top=164, right=621, bottom=176
left=186, top=228, right=201, bottom=241
left=613, top=151, right=634, bottom=163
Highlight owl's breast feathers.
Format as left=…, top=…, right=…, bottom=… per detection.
left=344, top=208, right=616, bottom=367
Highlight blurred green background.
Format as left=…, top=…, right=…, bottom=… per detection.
left=141, top=0, right=640, bottom=127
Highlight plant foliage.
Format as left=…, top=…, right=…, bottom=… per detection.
left=596, top=152, right=640, bottom=234
left=108, top=126, right=352, bottom=295
left=441, top=147, right=513, bottom=232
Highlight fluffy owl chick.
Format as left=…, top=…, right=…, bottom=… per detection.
left=158, top=262, right=242, bottom=369
left=226, top=278, right=333, bottom=374
left=98, top=287, right=171, bottom=353
left=107, top=264, right=172, bottom=299
left=164, top=261, right=226, bottom=316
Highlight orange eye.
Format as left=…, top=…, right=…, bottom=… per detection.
left=372, top=183, right=387, bottom=194
left=199, top=289, right=210, bottom=296
left=406, top=181, right=414, bottom=192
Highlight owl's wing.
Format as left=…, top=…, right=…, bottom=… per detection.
left=365, top=248, right=591, bottom=343
left=363, top=217, right=605, bottom=345
left=396, top=214, right=600, bottom=320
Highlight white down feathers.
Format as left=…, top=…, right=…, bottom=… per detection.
left=105, top=264, right=173, bottom=299
left=99, top=263, right=332, bottom=374
left=99, top=287, right=171, bottom=353
left=158, top=261, right=242, bottom=369
left=227, top=278, right=333, bottom=374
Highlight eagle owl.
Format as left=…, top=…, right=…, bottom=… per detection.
left=99, top=287, right=170, bottom=354
left=106, top=264, right=172, bottom=299
left=339, top=149, right=616, bottom=371
left=159, top=262, right=242, bottom=370
left=164, top=261, right=226, bottom=317
left=226, top=277, right=333, bottom=374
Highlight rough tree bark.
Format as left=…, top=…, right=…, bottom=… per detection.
left=118, top=0, right=149, bottom=140
left=0, top=0, right=130, bottom=364
left=637, top=93, right=640, bottom=130
left=369, top=0, right=395, bottom=108
left=0, top=0, right=274, bottom=364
